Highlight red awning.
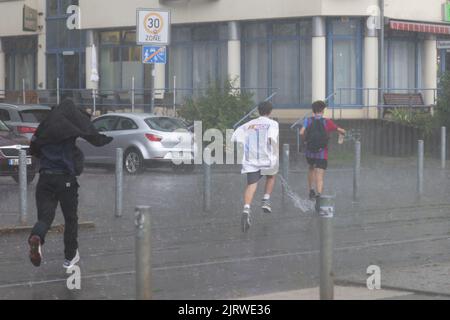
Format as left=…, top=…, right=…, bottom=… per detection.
left=389, top=20, right=450, bottom=35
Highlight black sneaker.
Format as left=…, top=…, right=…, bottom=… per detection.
left=29, top=235, right=42, bottom=267
left=309, top=189, right=316, bottom=200
left=315, top=194, right=321, bottom=213
left=241, top=207, right=251, bottom=233
left=261, top=199, right=272, bottom=213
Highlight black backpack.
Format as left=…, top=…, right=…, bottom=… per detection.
left=305, top=117, right=329, bottom=153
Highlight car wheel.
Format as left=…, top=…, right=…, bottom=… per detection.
left=124, top=148, right=144, bottom=174
left=12, top=173, right=36, bottom=184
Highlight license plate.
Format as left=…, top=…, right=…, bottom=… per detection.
left=8, top=158, right=32, bottom=166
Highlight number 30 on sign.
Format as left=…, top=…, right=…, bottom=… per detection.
left=137, top=9, right=171, bottom=45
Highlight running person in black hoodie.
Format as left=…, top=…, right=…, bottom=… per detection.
left=28, top=99, right=113, bottom=268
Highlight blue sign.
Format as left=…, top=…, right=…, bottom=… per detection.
left=142, top=46, right=166, bottom=64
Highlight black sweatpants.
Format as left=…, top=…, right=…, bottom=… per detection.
left=30, top=174, right=79, bottom=260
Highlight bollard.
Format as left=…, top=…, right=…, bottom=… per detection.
left=19, top=149, right=27, bottom=225
left=282, top=144, right=290, bottom=200
left=203, top=149, right=211, bottom=212
left=115, top=148, right=123, bottom=217
left=56, top=78, right=60, bottom=105
left=131, top=77, right=135, bottom=113
left=353, top=140, right=361, bottom=202
left=135, top=206, right=152, bottom=300
left=318, top=195, right=335, bottom=300
left=92, top=89, right=97, bottom=115
left=417, top=140, right=424, bottom=198
left=441, top=127, right=446, bottom=170
left=22, top=79, right=26, bottom=104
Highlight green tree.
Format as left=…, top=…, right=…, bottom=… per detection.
left=436, top=71, right=450, bottom=129
left=177, top=79, right=254, bottom=133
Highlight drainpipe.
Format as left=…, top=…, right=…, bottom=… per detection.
left=379, top=0, right=385, bottom=119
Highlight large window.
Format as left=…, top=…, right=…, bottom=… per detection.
left=385, top=31, right=420, bottom=92
left=327, top=18, right=363, bottom=106
left=3, top=37, right=37, bottom=90
left=99, top=30, right=143, bottom=90
left=168, top=24, right=228, bottom=102
left=242, top=20, right=312, bottom=108
left=46, top=0, right=85, bottom=89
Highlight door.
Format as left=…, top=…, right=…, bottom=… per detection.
left=62, top=53, right=81, bottom=89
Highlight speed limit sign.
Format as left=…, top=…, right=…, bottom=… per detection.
left=137, top=9, right=171, bottom=45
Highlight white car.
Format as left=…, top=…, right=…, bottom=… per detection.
left=77, top=113, right=195, bottom=174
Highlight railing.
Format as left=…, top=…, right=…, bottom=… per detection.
left=233, top=91, right=278, bottom=130
left=0, top=80, right=277, bottom=118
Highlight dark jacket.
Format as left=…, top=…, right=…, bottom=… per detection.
left=30, top=99, right=113, bottom=176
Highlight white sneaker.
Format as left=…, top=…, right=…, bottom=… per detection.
left=63, top=250, right=80, bottom=269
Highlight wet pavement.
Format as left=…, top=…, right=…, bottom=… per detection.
left=0, top=155, right=449, bottom=300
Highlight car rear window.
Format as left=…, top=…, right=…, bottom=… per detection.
left=19, top=109, right=50, bottom=123
left=145, top=117, right=188, bottom=132
left=0, top=120, right=9, bottom=131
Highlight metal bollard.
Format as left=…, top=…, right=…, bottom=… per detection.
left=353, top=140, right=361, bottom=202
left=203, top=148, right=211, bottom=212
left=417, top=140, right=424, bottom=198
left=19, top=149, right=27, bottom=225
left=135, top=206, right=152, bottom=300
left=441, top=127, right=446, bottom=170
left=282, top=144, right=290, bottom=200
left=115, top=148, right=123, bottom=217
left=318, top=195, right=335, bottom=300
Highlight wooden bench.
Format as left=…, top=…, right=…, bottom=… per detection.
left=382, top=93, right=430, bottom=118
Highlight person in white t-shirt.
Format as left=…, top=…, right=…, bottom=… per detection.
left=232, top=101, right=279, bottom=232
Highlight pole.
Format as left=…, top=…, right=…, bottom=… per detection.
left=282, top=144, right=290, bottom=201
left=353, top=140, right=361, bottom=202
left=56, top=78, right=60, bottom=105
left=296, top=127, right=300, bottom=155
left=22, top=79, right=26, bottom=104
left=132, top=76, right=135, bottom=113
left=203, top=148, right=211, bottom=212
left=115, top=148, right=123, bottom=217
left=379, top=0, right=385, bottom=119
left=441, top=127, right=446, bottom=169
left=319, top=211, right=334, bottom=300
left=135, top=206, right=152, bottom=300
left=417, top=140, right=424, bottom=198
left=92, top=88, right=96, bottom=115
left=19, top=149, right=27, bottom=225
left=150, top=64, right=155, bottom=113
left=173, top=75, right=177, bottom=115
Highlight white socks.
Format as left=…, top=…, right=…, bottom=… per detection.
left=263, top=194, right=270, bottom=200
left=244, top=204, right=250, bottom=209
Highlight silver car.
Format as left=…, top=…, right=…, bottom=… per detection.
left=77, top=113, right=195, bottom=174
left=0, top=104, right=51, bottom=141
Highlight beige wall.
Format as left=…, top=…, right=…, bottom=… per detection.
left=0, top=0, right=45, bottom=37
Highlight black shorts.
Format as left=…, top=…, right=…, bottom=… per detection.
left=306, top=158, right=328, bottom=170
left=246, top=171, right=275, bottom=185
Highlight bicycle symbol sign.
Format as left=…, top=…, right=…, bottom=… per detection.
left=137, top=9, right=171, bottom=45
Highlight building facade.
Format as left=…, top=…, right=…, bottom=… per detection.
left=0, top=0, right=450, bottom=120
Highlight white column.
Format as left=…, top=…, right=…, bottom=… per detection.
left=85, top=30, right=98, bottom=90
left=0, top=39, right=5, bottom=98
left=312, top=17, right=326, bottom=102
left=422, top=35, right=437, bottom=106
left=227, top=21, right=241, bottom=88
left=154, top=63, right=165, bottom=99
left=37, top=0, right=46, bottom=89
left=364, top=23, right=379, bottom=119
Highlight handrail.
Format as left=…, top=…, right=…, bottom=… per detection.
left=233, top=92, right=277, bottom=130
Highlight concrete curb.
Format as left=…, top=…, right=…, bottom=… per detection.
left=0, top=221, right=95, bottom=235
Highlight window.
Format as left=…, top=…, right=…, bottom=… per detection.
left=116, top=118, right=138, bottom=131
left=385, top=31, right=420, bottom=92
left=99, top=30, right=143, bottom=90
left=145, top=117, right=188, bottom=132
left=0, top=109, right=11, bottom=122
left=328, top=18, right=363, bottom=106
left=19, top=110, right=51, bottom=123
left=168, top=24, right=228, bottom=102
left=3, top=37, right=37, bottom=91
left=93, top=116, right=119, bottom=132
left=242, top=20, right=312, bottom=108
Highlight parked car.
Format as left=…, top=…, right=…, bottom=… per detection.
left=0, top=104, right=51, bottom=141
left=0, top=119, right=37, bottom=184
left=77, top=113, right=195, bottom=174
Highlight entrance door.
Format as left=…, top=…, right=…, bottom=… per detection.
left=62, top=53, right=81, bottom=89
